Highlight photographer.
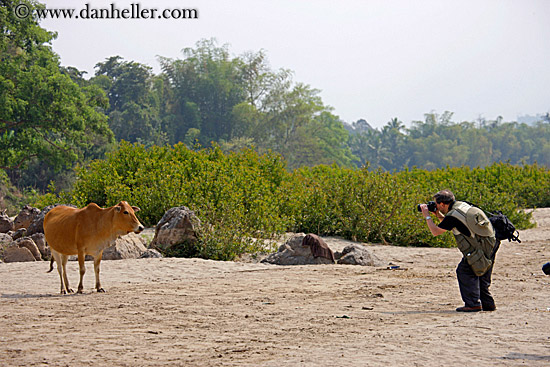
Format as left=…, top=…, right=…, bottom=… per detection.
left=419, top=189, right=498, bottom=312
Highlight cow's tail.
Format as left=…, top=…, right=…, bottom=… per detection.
left=47, top=257, right=54, bottom=273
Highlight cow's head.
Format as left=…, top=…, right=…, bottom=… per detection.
left=114, top=201, right=145, bottom=234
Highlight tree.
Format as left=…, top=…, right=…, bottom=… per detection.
left=0, top=0, right=113, bottom=172
left=260, top=82, right=324, bottom=153
left=379, top=118, right=408, bottom=170
left=92, top=56, right=166, bottom=145
left=303, top=111, right=355, bottom=168
left=159, top=39, right=246, bottom=144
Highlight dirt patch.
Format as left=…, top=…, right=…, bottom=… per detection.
left=1, top=210, right=550, bottom=366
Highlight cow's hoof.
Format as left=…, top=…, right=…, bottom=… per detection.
left=60, top=290, right=66, bottom=295
left=97, top=288, right=106, bottom=293
left=67, top=288, right=74, bottom=293
left=77, top=289, right=84, bottom=294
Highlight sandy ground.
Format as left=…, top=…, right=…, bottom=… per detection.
left=1, top=210, right=550, bottom=367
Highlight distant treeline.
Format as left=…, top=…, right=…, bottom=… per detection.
left=80, top=42, right=550, bottom=174
left=2, top=0, right=550, bottom=205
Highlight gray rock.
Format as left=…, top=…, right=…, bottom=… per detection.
left=102, top=233, right=148, bottom=260
left=27, top=204, right=76, bottom=236
left=31, top=233, right=49, bottom=260
left=139, top=249, right=163, bottom=258
left=0, top=232, right=12, bottom=245
left=14, top=205, right=41, bottom=230
left=150, top=207, right=200, bottom=252
left=15, top=237, right=42, bottom=261
left=0, top=235, right=41, bottom=263
left=336, top=244, right=383, bottom=266
left=261, top=234, right=335, bottom=265
left=14, top=237, right=42, bottom=261
left=3, top=244, right=36, bottom=262
left=0, top=211, right=14, bottom=233
left=11, top=228, right=26, bottom=240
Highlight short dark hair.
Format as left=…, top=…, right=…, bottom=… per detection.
left=433, top=189, right=455, bottom=205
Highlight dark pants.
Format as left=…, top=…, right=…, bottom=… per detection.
left=456, top=257, right=495, bottom=308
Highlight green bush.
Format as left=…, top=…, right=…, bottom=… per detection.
left=38, top=142, right=291, bottom=260
left=35, top=143, right=543, bottom=258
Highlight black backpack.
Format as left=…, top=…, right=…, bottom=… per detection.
left=487, top=211, right=521, bottom=243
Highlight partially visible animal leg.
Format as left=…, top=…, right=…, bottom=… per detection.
left=50, top=250, right=66, bottom=294
left=94, top=251, right=104, bottom=293
left=77, top=249, right=86, bottom=294
left=61, top=254, right=73, bottom=293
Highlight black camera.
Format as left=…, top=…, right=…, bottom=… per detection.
left=417, top=201, right=437, bottom=213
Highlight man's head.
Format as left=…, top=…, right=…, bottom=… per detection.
left=433, top=189, right=455, bottom=214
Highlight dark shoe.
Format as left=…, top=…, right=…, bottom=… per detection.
left=482, top=304, right=496, bottom=311
left=456, top=305, right=482, bottom=312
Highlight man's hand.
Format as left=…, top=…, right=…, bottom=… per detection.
left=420, top=204, right=430, bottom=218
left=421, top=204, right=447, bottom=236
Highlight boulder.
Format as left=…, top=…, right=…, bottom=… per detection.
left=140, top=249, right=163, bottom=258
left=302, top=233, right=335, bottom=262
left=261, top=234, right=335, bottom=265
left=11, top=228, right=26, bottom=240
left=0, top=210, right=14, bottom=233
left=30, top=233, right=49, bottom=260
left=150, top=207, right=200, bottom=252
left=336, top=244, right=383, bottom=266
left=13, top=237, right=42, bottom=261
left=14, top=205, right=41, bottom=230
left=0, top=232, right=12, bottom=245
left=27, top=204, right=77, bottom=236
left=102, top=233, right=148, bottom=260
left=3, top=243, right=36, bottom=262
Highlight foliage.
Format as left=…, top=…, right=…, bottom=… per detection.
left=155, top=39, right=355, bottom=169
left=37, top=143, right=545, bottom=259
left=0, top=168, right=24, bottom=215
left=348, top=112, right=550, bottom=171
left=38, top=142, right=291, bottom=260
left=92, top=56, right=167, bottom=146
left=88, top=43, right=550, bottom=174
left=0, top=0, right=113, bottom=172
left=286, top=165, right=430, bottom=245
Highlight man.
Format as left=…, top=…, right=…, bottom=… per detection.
left=420, top=189, right=498, bottom=312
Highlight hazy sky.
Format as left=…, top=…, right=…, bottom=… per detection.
left=39, top=0, right=550, bottom=128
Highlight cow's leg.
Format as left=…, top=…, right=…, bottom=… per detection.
left=77, top=249, right=86, bottom=294
left=61, top=254, right=73, bottom=293
left=94, top=251, right=105, bottom=293
left=51, top=250, right=66, bottom=294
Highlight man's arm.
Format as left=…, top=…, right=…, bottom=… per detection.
left=420, top=204, right=447, bottom=237
left=426, top=217, right=447, bottom=236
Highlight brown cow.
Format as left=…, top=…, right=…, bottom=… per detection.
left=44, top=201, right=144, bottom=294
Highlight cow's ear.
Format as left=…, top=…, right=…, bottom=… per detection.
left=132, top=206, right=141, bottom=212
left=115, top=206, right=122, bottom=212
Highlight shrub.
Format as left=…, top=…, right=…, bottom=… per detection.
left=34, top=143, right=541, bottom=258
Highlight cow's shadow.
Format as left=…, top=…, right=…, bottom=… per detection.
left=1, top=292, right=90, bottom=299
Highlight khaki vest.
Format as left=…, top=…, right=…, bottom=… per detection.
left=446, top=201, right=496, bottom=276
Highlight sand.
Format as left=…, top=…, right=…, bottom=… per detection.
left=1, top=209, right=550, bottom=366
